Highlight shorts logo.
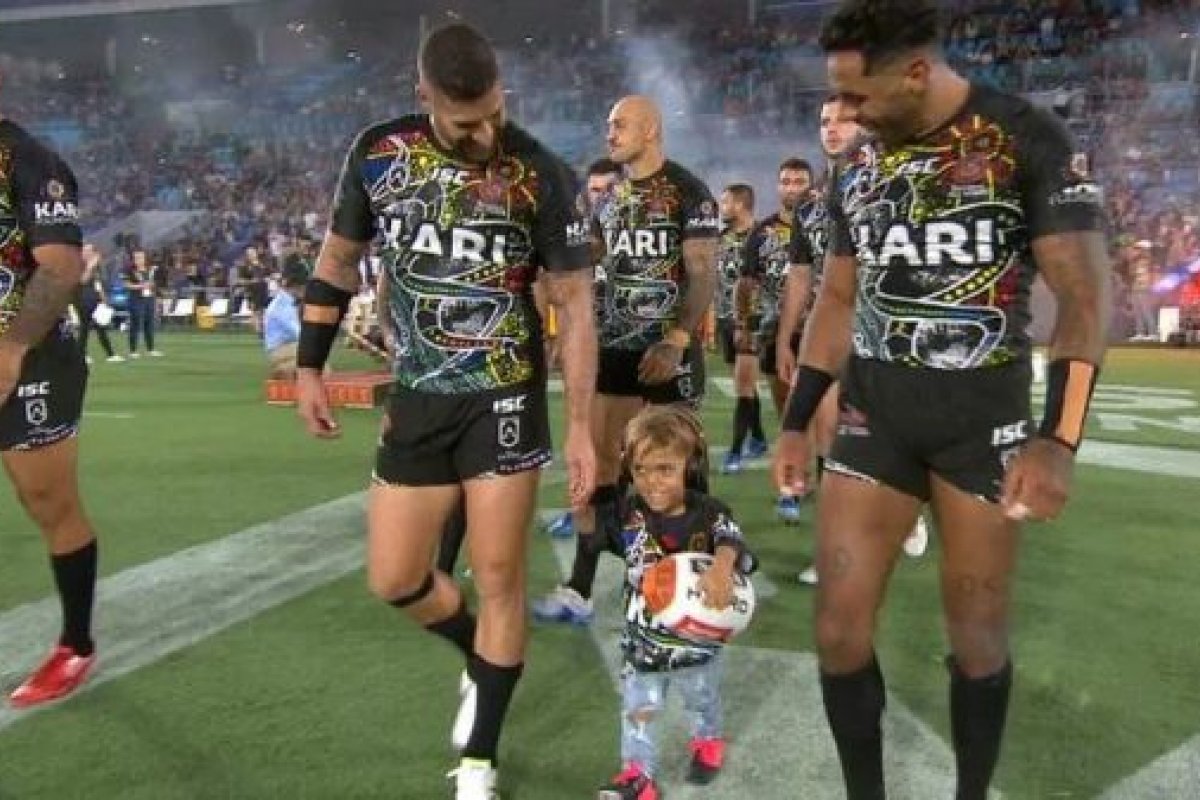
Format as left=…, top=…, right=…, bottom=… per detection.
left=990, top=421, right=1028, bottom=447
left=498, top=416, right=521, bottom=448
left=25, top=398, right=48, bottom=426
left=16, top=381, right=51, bottom=398
left=677, top=376, right=693, bottom=399
left=998, top=446, right=1021, bottom=473
left=837, top=404, right=870, bottom=437
left=493, top=394, right=527, bottom=414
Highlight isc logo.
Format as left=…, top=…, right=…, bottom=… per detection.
left=16, top=382, right=50, bottom=398
left=493, top=394, right=526, bottom=414
left=991, top=421, right=1028, bottom=447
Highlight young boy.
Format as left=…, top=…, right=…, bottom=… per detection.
left=598, top=406, right=754, bottom=800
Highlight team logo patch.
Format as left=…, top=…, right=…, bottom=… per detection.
left=25, top=398, right=48, bottom=426
left=1069, top=153, right=1090, bottom=181
left=46, top=179, right=65, bottom=200
left=498, top=416, right=521, bottom=448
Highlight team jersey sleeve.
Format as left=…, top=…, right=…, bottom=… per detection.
left=532, top=152, right=592, bottom=273
left=788, top=221, right=814, bottom=266
left=679, top=172, right=720, bottom=242
left=825, top=165, right=855, bottom=258
left=707, top=501, right=755, bottom=575
left=14, top=139, right=82, bottom=248
left=741, top=224, right=765, bottom=278
left=329, top=129, right=377, bottom=243
left=1018, top=108, right=1105, bottom=238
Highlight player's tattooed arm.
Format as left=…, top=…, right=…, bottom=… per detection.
left=797, top=253, right=856, bottom=373
left=543, top=268, right=597, bottom=425
left=3, top=243, right=84, bottom=350
left=677, top=238, right=718, bottom=335
left=1033, top=230, right=1111, bottom=365
left=314, top=232, right=368, bottom=293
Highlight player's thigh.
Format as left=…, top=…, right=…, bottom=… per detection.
left=930, top=473, right=1020, bottom=665
left=462, top=468, right=540, bottom=596
left=596, top=392, right=645, bottom=481
left=816, top=472, right=922, bottom=613
left=732, top=353, right=758, bottom=395
left=2, top=436, right=83, bottom=526
left=366, top=480, right=461, bottom=596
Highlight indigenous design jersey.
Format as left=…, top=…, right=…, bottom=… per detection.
left=788, top=192, right=830, bottom=307
left=594, top=160, right=718, bottom=350
left=828, top=84, right=1104, bottom=369
left=741, top=212, right=794, bottom=326
left=714, top=227, right=749, bottom=321
left=617, top=493, right=747, bottom=673
left=0, top=121, right=82, bottom=338
left=332, top=115, right=590, bottom=394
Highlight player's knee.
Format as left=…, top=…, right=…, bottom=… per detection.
left=815, top=605, right=874, bottom=667
left=369, top=566, right=432, bottom=605
left=946, top=620, right=1010, bottom=676
left=15, top=482, right=80, bottom=534
left=468, top=558, right=522, bottom=601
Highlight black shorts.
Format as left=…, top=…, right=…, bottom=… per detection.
left=716, top=318, right=736, bottom=366
left=0, top=333, right=87, bottom=452
left=597, top=343, right=705, bottom=407
left=827, top=357, right=1032, bottom=503
left=759, top=324, right=800, bottom=376
left=374, top=383, right=552, bottom=486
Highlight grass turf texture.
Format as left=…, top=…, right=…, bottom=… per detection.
left=0, top=334, right=1197, bottom=798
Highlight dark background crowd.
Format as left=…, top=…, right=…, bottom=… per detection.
left=3, top=0, right=1198, bottom=340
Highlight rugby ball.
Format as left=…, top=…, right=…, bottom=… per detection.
left=640, top=553, right=756, bottom=643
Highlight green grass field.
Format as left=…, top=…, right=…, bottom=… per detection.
left=0, top=333, right=1197, bottom=799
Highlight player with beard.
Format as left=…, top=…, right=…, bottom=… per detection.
left=296, top=24, right=597, bottom=799
left=773, top=2, right=1110, bottom=797
left=714, top=183, right=767, bottom=476
left=781, top=97, right=929, bottom=587
left=736, top=158, right=810, bottom=522
left=533, top=95, right=719, bottom=627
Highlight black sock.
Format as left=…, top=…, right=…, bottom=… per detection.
left=462, top=655, right=524, bottom=764
left=565, top=531, right=599, bottom=600
left=749, top=395, right=766, bottom=441
left=816, top=455, right=826, bottom=482
left=730, top=397, right=752, bottom=453
left=425, top=601, right=477, bottom=661
left=51, top=540, right=97, bottom=657
left=948, top=656, right=1013, bottom=800
left=436, top=501, right=468, bottom=575
left=820, top=657, right=887, bottom=800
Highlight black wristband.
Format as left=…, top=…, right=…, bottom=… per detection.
left=1038, top=358, right=1099, bottom=452
left=782, top=365, right=835, bottom=433
left=297, top=279, right=353, bottom=370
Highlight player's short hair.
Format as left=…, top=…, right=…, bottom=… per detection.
left=723, top=183, right=755, bottom=211
left=419, top=23, right=498, bottom=101
left=819, top=0, right=941, bottom=72
left=624, top=405, right=707, bottom=468
left=779, top=158, right=813, bottom=177
left=587, top=158, right=622, bottom=177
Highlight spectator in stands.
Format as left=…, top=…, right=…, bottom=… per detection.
left=123, top=249, right=163, bottom=358
left=263, top=256, right=307, bottom=378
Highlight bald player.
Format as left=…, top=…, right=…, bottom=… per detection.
left=533, top=95, right=719, bottom=624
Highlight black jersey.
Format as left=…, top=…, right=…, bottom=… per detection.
left=741, top=212, right=794, bottom=326
left=0, top=121, right=82, bottom=339
left=715, top=227, right=749, bottom=322
left=594, top=160, right=719, bottom=351
left=331, top=115, right=590, bottom=394
left=827, top=84, right=1104, bottom=369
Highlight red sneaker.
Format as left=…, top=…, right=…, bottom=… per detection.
left=597, top=763, right=659, bottom=799
left=687, top=736, right=726, bottom=784
left=9, top=645, right=96, bottom=708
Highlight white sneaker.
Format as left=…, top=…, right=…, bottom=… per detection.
left=130, top=352, right=141, bottom=359
left=106, top=355, right=126, bottom=363
left=451, top=669, right=477, bottom=751
left=797, top=565, right=818, bottom=585
left=148, top=350, right=164, bottom=357
left=531, top=585, right=594, bottom=625
left=448, top=757, right=497, bottom=799
left=85, top=356, right=94, bottom=366
left=903, top=516, right=930, bottom=558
